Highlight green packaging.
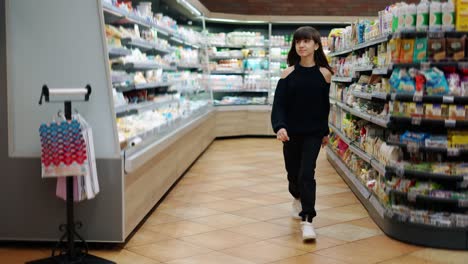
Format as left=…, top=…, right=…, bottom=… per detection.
left=413, top=38, right=428, bottom=62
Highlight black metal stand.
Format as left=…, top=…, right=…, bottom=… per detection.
left=28, top=86, right=115, bottom=264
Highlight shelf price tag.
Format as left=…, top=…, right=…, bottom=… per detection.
left=413, top=92, right=423, bottom=102
left=447, top=148, right=460, bottom=157
left=395, top=163, right=405, bottom=177
left=445, top=119, right=456, bottom=128
left=407, top=142, right=420, bottom=153
left=411, top=117, right=422, bottom=126
left=407, top=191, right=418, bottom=202
left=458, top=199, right=468, bottom=208
left=391, top=93, right=397, bottom=101
left=442, top=96, right=454, bottom=104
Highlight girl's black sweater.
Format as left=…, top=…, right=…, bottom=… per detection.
left=271, top=63, right=330, bottom=137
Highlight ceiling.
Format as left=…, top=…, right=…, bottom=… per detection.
left=198, top=0, right=418, bottom=16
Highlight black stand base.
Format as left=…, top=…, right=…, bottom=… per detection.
left=26, top=254, right=116, bottom=264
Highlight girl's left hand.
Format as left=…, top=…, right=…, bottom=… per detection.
left=321, top=136, right=329, bottom=148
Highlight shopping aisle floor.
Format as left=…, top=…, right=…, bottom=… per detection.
left=3, top=138, right=468, bottom=264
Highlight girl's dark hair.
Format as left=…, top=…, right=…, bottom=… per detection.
left=287, top=26, right=333, bottom=74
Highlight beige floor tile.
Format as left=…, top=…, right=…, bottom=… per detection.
left=271, top=253, right=350, bottom=264
left=354, top=235, right=422, bottom=254
left=230, top=205, right=290, bottom=221
left=267, top=233, right=347, bottom=252
left=312, top=215, right=348, bottom=228
left=314, top=241, right=410, bottom=264
left=410, top=248, right=468, bottom=264
left=172, top=193, right=226, bottom=204
left=173, top=183, right=229, bottom=194
left=226, top=221, right=296, bottom=239
left=240, top=182, right=286, bottom=194
left=142, top=212, right=183, bottom=227
left=317, top=207, right=369, bottom=222
left=190, top=213, right=257, bottom=229
left=166, top=251, right=256, bottom=264
left=160, top=205, right=221, bottom=219
left=180, top=230, right=259, bottom=250
left=144, top=220, right=217, bottom=238
left=125, top=228, right=172, bottom=248
left=236, top=193, right=291, bottom=205
left=379, top=255, right=442, bottom=264
left=346, top=217, right=381, bottom=231
left=315, top=185, right=350, bottom=197
left=1, top=248, right=49, bottom=264
left=208, top=178, right=259, bottom=188
left=209, top=188, right=260, bottom=199
left=199, top=199, right=259, bottom=212
left=316, top=192, right=360, bottom=208
left=267, top=216, right=302, bottom=230
left=127, top=239, right=212, bottom=262
left=221, top=241, right=306, bottom=264
left=90, top=249, right=160, bottom=264
left=156, top=199, right=192, bottom=210
left=316, top=223, right=382, bottom=242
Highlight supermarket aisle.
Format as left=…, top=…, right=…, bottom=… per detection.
left=3, top=138, right=468, bottom=264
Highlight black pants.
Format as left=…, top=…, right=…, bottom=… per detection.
left=283, top=135, right=322, bottom=221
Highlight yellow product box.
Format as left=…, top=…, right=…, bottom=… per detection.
left=456, top=0, right=468, bottom=31
left=388, top=38, right=401, bottom=63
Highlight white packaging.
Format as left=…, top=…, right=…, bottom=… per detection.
left=406, top=4, right=417, bottom=31
left=430, top=0, right=442, bottom=31
left=417, top=0, right=430, bottom=31
left=442, top=0, right=455, bottom=31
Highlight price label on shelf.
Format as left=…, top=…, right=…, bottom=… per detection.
left=445, top=119, right=456, bottom=128
left=442, top=96, right=454, bottom=104
left=458, top=200, right=468, bottom=208
left=459, top=178, right=468, bottom=188
left=407, top=142, right=420, bottom=153
left=407, top=191, right=418, bottom=202
left=413, top=92, right=423, bottom=102
left=447, top=148, right=460, bottom=157
left=411, top=117, right=422, bottom=126
left=395, top=163, right=405, bottom=177
left=391, top=93, right=397, bottom=101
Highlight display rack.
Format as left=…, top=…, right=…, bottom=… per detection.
left=29, top=85, right=114, bottom=264
left=328, top=25, right=468, bottom=249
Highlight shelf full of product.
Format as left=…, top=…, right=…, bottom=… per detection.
left=326, top=0, right=468, bottom=249
left=103, top=0, right=210, bottom=151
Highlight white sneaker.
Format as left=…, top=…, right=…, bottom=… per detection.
left=301, top=221, right=317, bottom=241
left=291, top=199, right=302, bottom=220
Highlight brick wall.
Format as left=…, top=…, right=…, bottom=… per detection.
left=200, top=0, right=419, bottom=16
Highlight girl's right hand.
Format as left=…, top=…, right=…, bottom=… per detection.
left=277, top=128, right=290, bottom=142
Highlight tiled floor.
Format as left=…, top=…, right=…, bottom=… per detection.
left=3, top=138, right=468, bottom=264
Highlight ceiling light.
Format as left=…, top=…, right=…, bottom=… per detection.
left=177, top=0, right=202, bottom=16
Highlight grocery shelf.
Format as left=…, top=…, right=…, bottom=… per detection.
left=326, top=147, right=372, bottom=199
left=135, top=82, right=174, bottom=90
left=108, top=47, right=132, bottom=58
left=209, top=56, right=244, bottom=60
left=352, top=91, right=390, bottom=101
left=390, top=190, right=468, bottom=210
left=115, top=98, right=179, bottom=118
left=121, top=38, right=171, bottom=54
left=335, top=101, right=389, bottom=127
left=209, top=44, right=243, bottom=49
left=329, top=123, right=352, bottom=145
left=354, top=65, right=374, bottom=72
left=112, top=61, right=168, bottom=71
left=114, top=83, right=135, bottom=93
left=389, top=116, right=468, bottom=129
left=391, top=94, right=468, bottom=104
left=329, top=34, right=391, bottom=58
left=372, top=66, right=391, bottom=75
left=386, top=141, right=468, bottom=157
left=328, top=48, right=353, bottom=57
left=327, top=148, right=468, bottom=249
left=386, top=166, right=468, bottom=183
left=331, top=76, right=354, bottom=83
left=177, top=64, right=203, bottom=70
left=210, top=70, right=244, bottom=75
left=212, top=89, right=268, bottom=93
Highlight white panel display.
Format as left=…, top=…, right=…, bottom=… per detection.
left=6, top=0, right=119, bottom=158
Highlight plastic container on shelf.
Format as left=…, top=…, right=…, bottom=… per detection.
left=442, top=0, right=455, bottom=31
left=430, top=0, right=442, bottom=31
left=416, top=0, right=430, bottom=32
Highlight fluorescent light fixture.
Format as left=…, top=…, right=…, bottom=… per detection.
left=205, top=17, right=266, bottom=24
left=177, top=0, right=202, bottom=16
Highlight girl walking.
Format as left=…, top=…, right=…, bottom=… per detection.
left=271, top=26, right=332, bottom=241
